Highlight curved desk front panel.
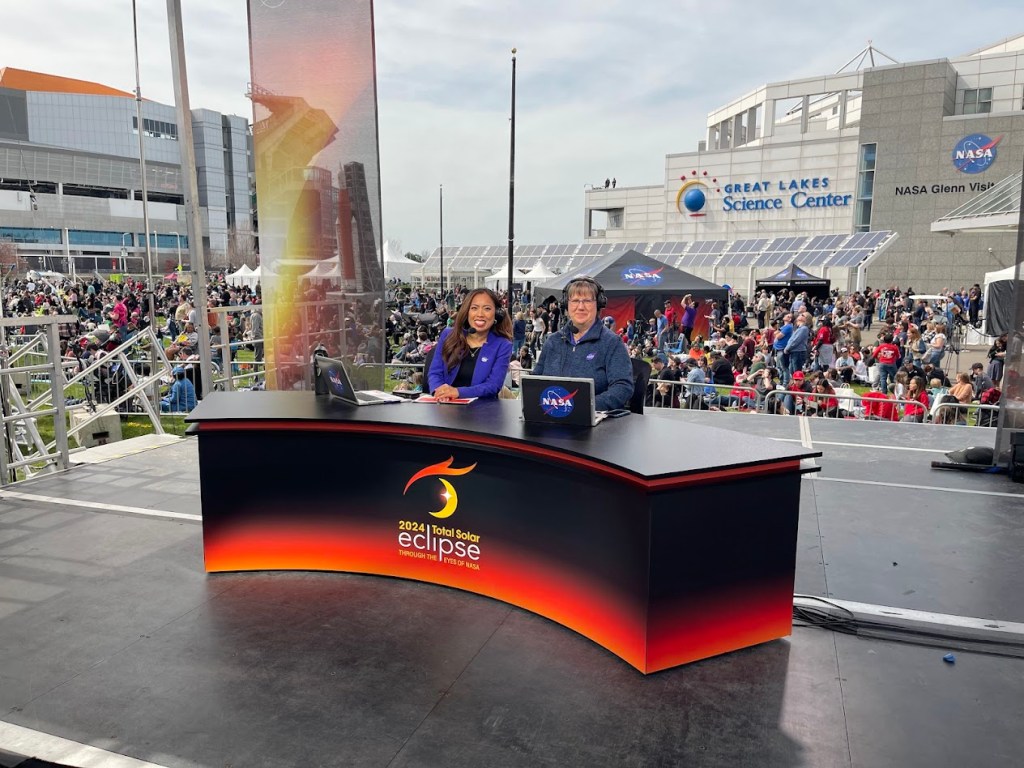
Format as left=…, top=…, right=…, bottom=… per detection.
left=190, top=393, right=817, bottom=673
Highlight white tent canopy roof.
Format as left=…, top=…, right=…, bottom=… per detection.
left=523, top=262, right=558, bottom=279
left=383, top=238, right=420, bottom=280
left=984, top=265, right=1018, bottom=284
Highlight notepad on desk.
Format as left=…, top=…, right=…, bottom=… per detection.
left=415, top=395, right=478, bottom=404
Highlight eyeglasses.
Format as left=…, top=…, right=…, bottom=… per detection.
left=568, top=298, right=595, bottom=307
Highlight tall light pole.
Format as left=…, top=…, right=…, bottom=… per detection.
left=131, top=0, right=154, bottom=291
left=507, top=48, right=516, bottom=304
left=167, top=0, right=214, bottom=398
left=439, top=184, right=444, bottom=296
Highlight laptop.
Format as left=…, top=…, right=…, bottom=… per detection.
left=520, top=375, right=606, bottom=427
left=317, top=357, right=403, bottom=406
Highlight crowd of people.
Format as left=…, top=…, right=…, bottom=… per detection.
left=387, top=279, right=1007, bottom=426
left=0, top=269, right=1007, bottom=427
left=1, top=270, right=264, bottom=408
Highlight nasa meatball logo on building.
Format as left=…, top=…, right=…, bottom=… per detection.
left=540, top=386, right=577, bottom=418
left=952, top=134, right=1002, bottom=174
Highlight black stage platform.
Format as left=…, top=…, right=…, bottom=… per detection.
left=1, top=411, right=1022, bottom=767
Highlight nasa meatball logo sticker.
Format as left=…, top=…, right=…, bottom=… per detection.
left=398, top=457, right=482, bottom=570
left=540, top=385, right=577, bottom=418
left=327, top=370, right=346, bottom=396
left=952, top=134, right=1002, bottom=174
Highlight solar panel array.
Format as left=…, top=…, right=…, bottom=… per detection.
left=793, top=234, right=848, bottom=268
left=758, top=236, right=810, bottom=268
left=417, top=231, right=894, bottom=276
left=719, top=239, right=769, bottom=267
left=678, top=240, right=728, bottom=268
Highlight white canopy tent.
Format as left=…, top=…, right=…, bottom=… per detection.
left=522, top=262, right=558, bottom=281
left=483, top=267, right=516, bottom=290
left=227, top=264, right=255, bottom=289
left=303, top=260, right=342, bottom=281
left=383, top=239, right=420, bottom=281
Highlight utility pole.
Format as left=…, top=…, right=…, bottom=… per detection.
left=166, top=0, right=214, bottom=397
left=507, top=48, right=517, bottom=307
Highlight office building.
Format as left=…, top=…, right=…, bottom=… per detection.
left=0, top=67, right=253, bottom=276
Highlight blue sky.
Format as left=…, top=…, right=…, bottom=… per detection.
left=2, top=1, right=1023, bottom=255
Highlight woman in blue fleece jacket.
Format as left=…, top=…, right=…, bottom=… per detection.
left=532, top=277, right=633, bottom=411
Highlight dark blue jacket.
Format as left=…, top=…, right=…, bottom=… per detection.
left=427, top=326, right=513, bottom=399
left=533, top=322, right=633, bottom=410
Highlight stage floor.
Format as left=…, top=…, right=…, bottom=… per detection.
left=1, top=413, right=1022, bottom=768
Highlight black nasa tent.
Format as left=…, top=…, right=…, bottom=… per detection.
left=533, top=249, right=728, bottom=339
left=755, top=263, right=831, bottom=299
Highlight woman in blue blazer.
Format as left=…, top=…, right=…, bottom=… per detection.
left=428, top=288, right=513, bottom=400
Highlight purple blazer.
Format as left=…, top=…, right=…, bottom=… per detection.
left=427, top=326, right=513, bottom=399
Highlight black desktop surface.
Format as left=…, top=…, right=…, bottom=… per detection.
left=189, top=391, right=818, bottom=482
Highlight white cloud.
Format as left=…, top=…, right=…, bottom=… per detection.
left=2, top=0, right=1023, bottom=256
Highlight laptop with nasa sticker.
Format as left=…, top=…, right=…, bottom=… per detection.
left=520, top=375, right=606, bottom=427
left=318, top=357, right=403, bottom=406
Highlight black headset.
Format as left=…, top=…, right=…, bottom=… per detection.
left=560, top=276, right=607, bottom=312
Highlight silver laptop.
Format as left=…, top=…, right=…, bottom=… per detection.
left=520, top=375, right=605, bottom=427
left=318, top=357, right=403, bottom=406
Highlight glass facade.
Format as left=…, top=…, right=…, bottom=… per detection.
left=854, top=143, right=876, bottom=233
left=132, top=116, right=178, bottom=140
left=0, top=227, right=186, bottom=248
left=0, top=227, right=61, bottom=244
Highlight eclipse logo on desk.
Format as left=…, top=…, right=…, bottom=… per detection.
left=541, top=386, right=578, bottom=418
left=403, top=456, right=477, bottom=518
left=399, top=457, right=482, bottom=570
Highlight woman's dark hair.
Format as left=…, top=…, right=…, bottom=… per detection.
left=441, top=288, right=512, bottom=370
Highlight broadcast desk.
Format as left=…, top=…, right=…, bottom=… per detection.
left=188, top=392, right=819, bottom=673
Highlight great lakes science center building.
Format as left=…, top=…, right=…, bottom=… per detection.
left=583, top=33, right=1024, bottom=295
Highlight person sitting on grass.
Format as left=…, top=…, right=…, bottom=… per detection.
left=161, top=366, right=196, bottom=413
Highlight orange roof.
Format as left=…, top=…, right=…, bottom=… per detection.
left=0, top=67, right=134, bottom=98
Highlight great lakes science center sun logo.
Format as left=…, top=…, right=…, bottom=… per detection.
left=676, top=170, right=721, bottom=218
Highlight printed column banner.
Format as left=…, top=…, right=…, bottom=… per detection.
left=248, top=0, right=386, bottom=390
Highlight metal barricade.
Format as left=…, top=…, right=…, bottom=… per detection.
left=645, top=379, right=759, bottom=411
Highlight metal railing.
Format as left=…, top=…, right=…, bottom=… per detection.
left=643, top=377, right=998, bottom=426
left=0, top=316, right=178, bottom=485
